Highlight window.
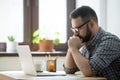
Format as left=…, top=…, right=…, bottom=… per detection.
left=29, top=0, right=75, bottom=51
left=0, top=0, right=75, bottom=51
left=39, top=0, right=67, bottom=43
left=0, top=0, right=23, bottom=42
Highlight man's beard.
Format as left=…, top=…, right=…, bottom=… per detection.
left=78, top=25, right=92, bottom=42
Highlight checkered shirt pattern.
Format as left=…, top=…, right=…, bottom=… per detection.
left=64, top=27, right=120, bottom=80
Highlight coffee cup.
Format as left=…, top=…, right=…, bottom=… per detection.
left=34, top=60, right=44, bottom=72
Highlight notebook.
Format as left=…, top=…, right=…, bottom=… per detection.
left=17, top=45, right=66, bottom=76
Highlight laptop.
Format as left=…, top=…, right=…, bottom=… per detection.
left=17, top=45, right=66, bottom=76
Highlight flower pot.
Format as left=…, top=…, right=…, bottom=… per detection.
left=6, top=41, right=18, bottom=53
left=38, top=40, right=54, bottom=52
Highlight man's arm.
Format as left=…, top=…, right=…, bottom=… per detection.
left=70, top=48, right=93, bottom=77
left=64, top=48, right=79, bottom=74
left=65, top=49, right=77, bottom=68
left=68, top=36, right=93, bottom=77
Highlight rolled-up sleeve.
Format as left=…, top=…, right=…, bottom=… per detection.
left=63, top=64, right=79, bottom=74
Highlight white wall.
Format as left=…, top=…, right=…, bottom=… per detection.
left=107, top=0, right=120, bottom=38
left=100, top=0, right=107, bottom=30
left=0, top=56, right=65, bottom=71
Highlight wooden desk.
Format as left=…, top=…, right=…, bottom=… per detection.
left=0, top=71, right=107, bottom=80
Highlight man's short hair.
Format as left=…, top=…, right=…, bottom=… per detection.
left=70, top=6, right=98, bottom=23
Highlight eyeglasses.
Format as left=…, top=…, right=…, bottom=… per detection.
left=71, top=20, right=90, bottom=33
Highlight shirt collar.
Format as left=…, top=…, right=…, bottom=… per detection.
left=87, top=27, right=104, bottom=48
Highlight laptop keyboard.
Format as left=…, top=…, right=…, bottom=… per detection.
left=37, top=71, right=66, bottom=76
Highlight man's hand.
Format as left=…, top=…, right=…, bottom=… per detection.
left=68, top=36, right=83, bottom=50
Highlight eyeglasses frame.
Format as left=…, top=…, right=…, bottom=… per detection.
left=71, top=20, right=90, bottom=32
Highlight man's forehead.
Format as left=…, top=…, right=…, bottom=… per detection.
left=71, top=17, right=83, bottom=27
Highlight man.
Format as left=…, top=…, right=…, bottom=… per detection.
left=64, top=6, right=120, bottom=80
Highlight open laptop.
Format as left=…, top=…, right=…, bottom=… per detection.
left=17, top=45, right=66, bottom=76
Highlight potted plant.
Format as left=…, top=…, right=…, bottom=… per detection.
left=6, top=36, right=18, bottom=52
left=32, top=29, right=60, bottom=52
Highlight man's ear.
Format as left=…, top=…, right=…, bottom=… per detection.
left=89, top=19, right=95, bottom=28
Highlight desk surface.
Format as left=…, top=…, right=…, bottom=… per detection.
left=0, top=71, right=107, bottom=80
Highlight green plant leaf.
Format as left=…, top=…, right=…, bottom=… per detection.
left=42, top=37, right=47, bottom=41
left=53, top=38, right=60, bottom=45
left=33, top=29, right=39, bottom=37
left=8, top=36, right=15, bottom=42
left=32, top=37, right=40, bottom=44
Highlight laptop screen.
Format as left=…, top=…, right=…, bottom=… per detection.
left=17, top=45, right=66, bottom=76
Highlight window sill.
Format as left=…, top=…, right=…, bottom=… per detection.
left=0, top=51, right=66, bottom=57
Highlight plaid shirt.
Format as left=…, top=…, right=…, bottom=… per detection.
left=64, top=27, right=120, bottom=80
